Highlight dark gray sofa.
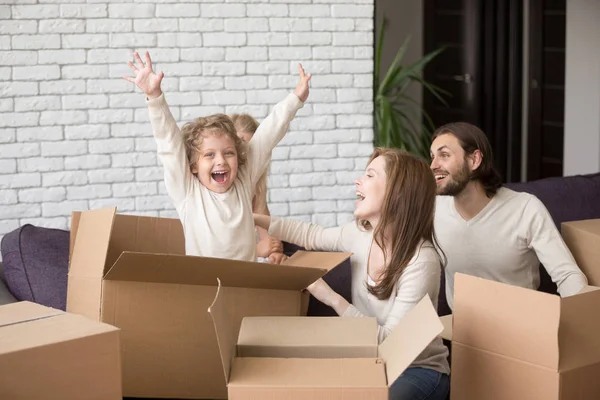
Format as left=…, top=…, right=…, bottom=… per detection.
left=1, top=172, right=599, bottom=317
left=0, top=262, right=17, bottom=306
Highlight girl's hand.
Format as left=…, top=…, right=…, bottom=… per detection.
left=257, top=235, right=283, bottom=258
left=293, top=63, right=311, bottom=103
left=268, top=252, right=288, bottom=265
left=123, top=51, right=164, bottom=100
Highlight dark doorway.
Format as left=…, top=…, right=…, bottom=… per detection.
left=527, top=0, right=566, bottom=180
left=423, top=0, right=524, bottom=183
left=423, top=0, right=482, bottom=126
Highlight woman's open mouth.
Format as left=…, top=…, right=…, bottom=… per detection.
left=356, top=191, right=365, bottom=205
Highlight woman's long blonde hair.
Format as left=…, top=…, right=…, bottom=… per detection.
left=230, top=114, right=269, bottom=214
left=359, top=148, right=444, bottom=300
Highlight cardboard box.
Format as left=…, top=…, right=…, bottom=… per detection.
left=209, top=279, right=444, bottom=399
left=562, top=218, right=600, bottom=285
left=449, top=273, right=600, bottom=400
left=67, top=207, right=351, bottom=399
left=0, top=301, right=121, bottom=400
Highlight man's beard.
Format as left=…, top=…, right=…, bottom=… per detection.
left=437, top=161, right=471, bottom=196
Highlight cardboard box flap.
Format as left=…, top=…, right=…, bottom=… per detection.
left=228, top=357, right=387, bottom=388
left=69, top=207, right=116, bottom=278
left=283, top=251, right=352, bottom=272
left=0, top=301, right=63, bottom=328
left=107, top=213, right=185, bottom=263
left=558, top=289, right=600, bottom=371
left=561, top=219, right=600, bottom=286
left=70, top=209, right=185, bottom=276
left=105, top=251, right=330, bottom=290
left=378, top=294, right=443, bottom=386
left=208, top=279, right=235, bottom=384
left=453, top=273, right=561, bottom=369
left=439, top=314, right=453, bottom=341
left=237, top=316, right=378, bottom=358
left=69, top=211, right=82, bottom=266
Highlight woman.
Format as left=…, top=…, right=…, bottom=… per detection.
left=254, top=148, right=450, bottom=399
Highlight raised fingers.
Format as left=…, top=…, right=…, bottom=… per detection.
left=145, top=51, right=153, bottom=71
left=297, top=63, right=305, bottom=79
left=127, top=61, right=138, bottom=74
left=297, top=63, right=312, bottom=84
left=134, top=52, right=145, bottom=69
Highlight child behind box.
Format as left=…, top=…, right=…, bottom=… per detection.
left=124, top=51, right=311, bottom=261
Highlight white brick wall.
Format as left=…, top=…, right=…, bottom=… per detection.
left=0, top=0, right=374, bottom=251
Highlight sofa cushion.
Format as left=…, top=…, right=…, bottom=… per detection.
left=505, top=172, right=600, bottom=229
left=0, top=225, right=70, bottom=310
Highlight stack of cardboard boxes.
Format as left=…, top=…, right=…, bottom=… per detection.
left=65, top=207, right=357, bottom=399
left=0, top=301, right=122, bottom=399
left=208, top=279, right=443, bottom=399
left=2, top=206, right=599, bottom=399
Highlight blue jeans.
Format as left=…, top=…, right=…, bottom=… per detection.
left=389, top=367, right=450, bottom=400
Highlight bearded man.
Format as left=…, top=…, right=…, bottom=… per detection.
left=429, top=122, right=588, bottom=310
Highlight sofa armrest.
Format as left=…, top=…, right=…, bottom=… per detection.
left=0, top=262, right=18, bottom=306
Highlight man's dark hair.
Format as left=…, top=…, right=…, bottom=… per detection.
left=432, top=122, right=503, bottom=197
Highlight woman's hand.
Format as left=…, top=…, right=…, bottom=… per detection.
left=306, top=278, right=350, bottom=315
left=306, top=278, right=335, bottom=306
left=253, top=213, right=272, bottom=231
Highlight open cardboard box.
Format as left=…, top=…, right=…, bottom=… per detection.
left=0, top=301, right=121, bottom=399
left=446, top=273, right=600, bottom=400
left=67, top=207, right=351, bottom=399
left=208, top=279, right=444, bottom=399
left=562, top=218, right=600, bottom=286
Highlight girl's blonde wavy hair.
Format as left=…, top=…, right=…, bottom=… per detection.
left=181, top=114, right=247, bottom=173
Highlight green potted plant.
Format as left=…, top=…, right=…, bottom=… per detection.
left=374, top=19, right=449, bottom=160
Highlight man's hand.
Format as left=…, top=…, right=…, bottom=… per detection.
left=256, top=235, right=283, bottom=258
left=293, top=63, right=311, bottom=103
left=123, top=51, right=164, bottom=100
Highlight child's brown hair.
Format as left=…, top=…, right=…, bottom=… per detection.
left=230, top=113, right=259, bottom=136
left=181, top=114, right=247, bottom=172
left=230, top=113, right=269, bottom=215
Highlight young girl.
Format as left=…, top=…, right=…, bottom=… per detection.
left=231, top=113, right=286, bottom=264
left=254, top=149, right=450, bottom=400
left=123, top=51, right=311, bottom=261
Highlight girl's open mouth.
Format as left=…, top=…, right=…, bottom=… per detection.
left=211, top=171, right=229, bottom=184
